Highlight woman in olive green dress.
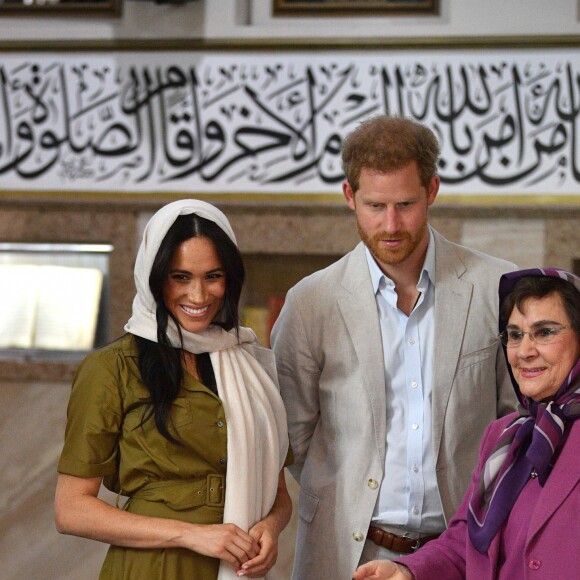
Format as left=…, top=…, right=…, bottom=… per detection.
left=55, top=199, right=291, bottom=580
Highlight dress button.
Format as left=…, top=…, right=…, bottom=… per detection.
left=367, top=479, right=379, bottom=490
left=353, top=531, right=364, bottom=542
left=216, top=420, right=224, bottom=428
left=528, top=559, right=541, bottom=570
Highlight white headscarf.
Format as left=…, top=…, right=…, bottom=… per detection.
left=125, top=199, right=288, bottom=580
left=125, top=199, right=249, bottom=351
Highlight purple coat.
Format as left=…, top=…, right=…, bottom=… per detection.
left=396, top=414, right=580, bottom=579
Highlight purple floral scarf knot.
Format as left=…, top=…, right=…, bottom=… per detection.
left=468, top=363, right=580, bottom=553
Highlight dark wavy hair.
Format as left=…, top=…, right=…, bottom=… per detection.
left=134, top=213, right=245, bottom=442
left=500, top=275, right=580, bottom=341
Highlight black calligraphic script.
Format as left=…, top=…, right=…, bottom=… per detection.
left=0, top=50, right=579, bottom=195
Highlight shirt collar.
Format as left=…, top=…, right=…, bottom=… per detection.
left=365, top=226, right=436, bottom=294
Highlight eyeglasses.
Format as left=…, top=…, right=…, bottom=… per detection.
left=499, top=326, right=570, bottom=347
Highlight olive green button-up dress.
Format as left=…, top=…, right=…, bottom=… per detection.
left=58, top=334, right=230, bottom=579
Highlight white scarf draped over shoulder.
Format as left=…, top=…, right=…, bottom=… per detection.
left=125, top=199, right=289, bottom=580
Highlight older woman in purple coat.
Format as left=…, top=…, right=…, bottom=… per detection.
left=354, top=267, right=580, bottom=580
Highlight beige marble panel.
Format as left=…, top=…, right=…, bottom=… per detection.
left=137, top=204, right=359, bottom=257
left=0, top=381, right=108, bottom=580
left=545, top=217, right=580, bottom=272
left=0, top=195, right=575, bottom=580
left=460, top=218, right=546, bottom=268
left=231, top=210, right=358, bottom=256
left=0, top=380, right=296, bottom=579
left=428, top=215, right=463, bottom=244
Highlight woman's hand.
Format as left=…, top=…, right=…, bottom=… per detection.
left=55, top=473, right=259, bottom=569
left=184, top=523, right=260, bottom=570
left=236, top=518, right=279, bottom=577
left=353, top=560, right=414, bottom=580
left=236, top=470, right=292, bottom=577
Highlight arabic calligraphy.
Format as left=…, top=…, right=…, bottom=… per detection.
left=0, top=50, right=579, bottom=194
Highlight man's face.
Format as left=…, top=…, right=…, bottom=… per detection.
left=343, top=161, right=439, bottom=274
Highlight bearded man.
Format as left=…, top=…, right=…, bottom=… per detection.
left=271, top=116, right=518, bottom=580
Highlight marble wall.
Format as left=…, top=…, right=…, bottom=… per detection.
left=0, top=196, right=578, bottom=578
left=0, top=377, right=299, bottom=579
left=0, top=381, right=110, bottom=579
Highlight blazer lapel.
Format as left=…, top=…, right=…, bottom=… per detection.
left=337, top=243, right=387, bottom=454
left=431, top=231, right=473, bottom=459
left=526, top=422, right=580, bottom=542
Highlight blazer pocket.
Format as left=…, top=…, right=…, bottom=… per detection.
left=298, top=487, right=319, bottom=523
left=456, top=342, right=496, bottom=370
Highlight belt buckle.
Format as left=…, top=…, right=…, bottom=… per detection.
left=206, top=474, right=225, bottom=507
left=402, top=532, right=421, bottom=553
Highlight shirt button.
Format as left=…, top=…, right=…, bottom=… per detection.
left=411, top=423, right=419, bottom=430
left=216, top=420, right=224, bottom=428
left=411, top=381, right=418, bottom=389
left=367, top=479, right=379, bottom=490
left=528, top=559, right=541, bottom=570
left=353, top=531, right=364, bottom=542
left=408, top=338, right=416, bottom=345
left=220, top=458, right=226, bottom=465
left=412, top=465, right=419, bottom=473
left=412, top=506, right=420, bottom=515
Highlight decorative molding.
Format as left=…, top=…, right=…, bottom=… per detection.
left=272, top=0, right=439, bottom=17
left=1, top=43, right=580, bottom=201
left=1, top=36, right=580, bottom=52
left=0, top=0, right=121, bottom=17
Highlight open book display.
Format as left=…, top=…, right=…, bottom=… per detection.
left=0, top=264, right=103, bottom=350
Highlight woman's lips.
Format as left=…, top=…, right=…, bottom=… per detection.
left=519, top=367, right=546, bottom=378
left=180, top=304, right=211, bottom=317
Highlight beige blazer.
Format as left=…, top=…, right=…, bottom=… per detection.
left=271, top=229, right=518, bottom=580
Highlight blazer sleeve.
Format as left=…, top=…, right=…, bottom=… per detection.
left=271, top=286, right=321, bottom=483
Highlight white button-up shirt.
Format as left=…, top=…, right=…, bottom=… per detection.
left=366, top=228, right=446, bottom=533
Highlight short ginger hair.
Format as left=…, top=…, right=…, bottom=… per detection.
left=341, top=115, right=440, bottom=192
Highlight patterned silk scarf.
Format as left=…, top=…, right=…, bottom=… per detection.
left=468, top=268, right=580, bottom=554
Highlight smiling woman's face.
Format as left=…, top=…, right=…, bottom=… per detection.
left=162, top=236, right=226, bottom=334
left=507, top=292, right=580, bottom=402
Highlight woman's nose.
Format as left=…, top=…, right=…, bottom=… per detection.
left=517, top=333, right=538, bottom=357
left=188, top=281, right=207, bottom=303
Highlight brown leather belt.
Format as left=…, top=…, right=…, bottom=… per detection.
left=367, top=525, right=440, bottom=554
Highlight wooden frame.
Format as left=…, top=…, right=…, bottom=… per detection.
left=0, top=0, right=121, bottom=17
left=273, top=0, right=439, bottom=17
